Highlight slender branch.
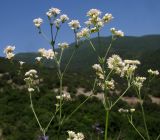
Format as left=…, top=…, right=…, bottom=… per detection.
left=65, top=78, right=97, bottom=122
left=137, top=90, right=150, bottom=140
left=29, top=92, right=44, bottom=133
left=63, top=48, right=76, bottom=74
left=156, top=134, right=160, bottom=140
left=110, top=85, right=131, bottom=109
left=104, top=35, right=115, bottom=60
left=104, top=110, right=110, bottom=140
left=129, top=121, right=146, bottom=140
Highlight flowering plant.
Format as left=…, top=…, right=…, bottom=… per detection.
left=3, top=7, right=160, bottom=140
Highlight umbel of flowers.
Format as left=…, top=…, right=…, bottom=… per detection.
left=3, top=7, right=160, bottom=140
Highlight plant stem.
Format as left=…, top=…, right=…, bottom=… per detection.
left=65, top=78, right=97, bottom=122
left=156, top=134, right=160, bottom=140
left=104, top=109, right=109, bottom=140
left=110, top=85, right=131, bottom=109
left=29, top=92, right=44, bottom=135
left=129, top=121, right=146, bottom=140
left=104, top=36, right=114, bottom=60
left=138, top=90, right=150, bottom=140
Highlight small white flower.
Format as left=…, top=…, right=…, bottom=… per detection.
left=58, top=42, right=69, bottom=49
left=68, top=20, right=81, bottom=30
left=77, top=28, right=90, bottom=39
left=105, top=79, right=115, bottom=90
left=19, top=61, right=25, bottom=66
left=33, top=18, right=43, bottom=28
left=110, top=28, right=124, bottom=37
left=130, top=108, right=135, bottom=113
left=148, top=69, right=159, bottom=76
left=35, top=57, right=42, bottom=62
left=4, top=45, right=15, bottom=59
left=133, top=76, right=146, bottom=89
left=87, top=9, right=101, bottom=17
left=38, top=48, right=57, bottom=59
left=48, top=7, right=61, bottom=17
left=46, top=11, right=52, bottom=18
left=28, top=88, right=35, bottom=92
left=118, top=108, right=129, bottom=113
left=107, top=54, right=124, bottom=74
left=103, top=13, right=113, bottom=23
left=92, top=64, right=103, bottom=73
left=124, top=60, right=141, bottom=65
left=60, top=14, right=69, bottom=23
left=54, top=19, right=61, bottom=28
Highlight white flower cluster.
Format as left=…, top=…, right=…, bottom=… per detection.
left=56, top=93, right=71, bottom=101
left=67, top=131, right=84, bottom=140
left=58, top=42, right=69, bottom=49
left=24, top=69, right=38, bottom=92
left=4, top=45, right=15, bottom=59
left=110, top=28, right=124, bottom=37
left=148, top=69, right=159, bottom=76
left=92, top=64, right=104, bottom=79
left=107, top=54, right=140, bottom=79
left=77, top=28, right=90, bottom=39
left=46, top=7, right=61, bottom=18
left=33, top=18, right=43, bottom=28
left=38, top=48, right=57, bottom=59
left=118, top=108, right=135, bottom=113
left=68, top=20, right=81, bottom=30
left=92, top=64, right=115, bottom=90
left=103, top=13, right=114, bottom=23
left=133, top=76, right=146, bottom=90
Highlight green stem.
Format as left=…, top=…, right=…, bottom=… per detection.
left=129, top=121, right=146, bottom=140
left=156, top=134, right=160, bottom=140
left=63, top=49, right=76, bottom=74
left=104, top=35, right=114, bottom=60
left=138, top=90, right=150, bottom=140
left=110, top=85, right=131, bottom=109
left=65, top=78, right=97, bottom=122
left=29, top=92, right=44, bottom=135
left=104, top=109, right=109, bottom=140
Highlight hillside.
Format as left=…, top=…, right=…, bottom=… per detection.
left=14, top=35, right=160, bottom=72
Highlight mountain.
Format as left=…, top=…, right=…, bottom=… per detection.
left=14, top=35, right=160, bottom=72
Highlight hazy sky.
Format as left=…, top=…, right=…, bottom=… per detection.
left=0, top=0, right=160, bottom=56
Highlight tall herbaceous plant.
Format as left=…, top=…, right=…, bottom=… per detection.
left=3, top=7, right=160, bottom=140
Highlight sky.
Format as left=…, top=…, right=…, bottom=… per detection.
left=0, top=0, right=160, bottom=56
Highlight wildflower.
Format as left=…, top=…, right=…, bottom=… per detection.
left=103, top=13, right=113, bottom=23
left=28, top=88, right=35, bottom=92
left=60, top=14, right=69, bottom=23
left=84, top=20, right=92, bottom=27
left=33, top=18, right=43, bottom=28
left=35, top=57, right=42, bottom=62
left=133, top=76, right=146, bottom=90
left=38, top=48, right=57, bottom=59
left=124, top=60, right=141, bottom=65
left=56, top=93, right=71, bottom=101
left=77, top=28, right=90, bottom=39
left=130, top=108, right=135, bottom=113
left=4, top=45, right=15, bottom=59
left=47, top=7, right=61, bottom=17
left=118, top=108, right=129, bottom=113
left=19, top=61, right=25, bottom=66
left=110, top=28, right=124, bottom=37
left=87, top=9, right=101, bottom=18
left=148, top=69, right=159, bottom=76
left=67, top=131, right=84, bottom=140
left=58, top=42, right=69, bottom=49
left=107, top=54, right=124, bottom=74
left=92, top=64, right=103, bottom=72
left=90, top=27, right=98, bottom=33
left=25, top=69, right=38, bottom=78
left=105, top=79, right=115, bottom=90
left=68, top=20, right=81, bottom=30
left=54, top=19, right=61, bottom=28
